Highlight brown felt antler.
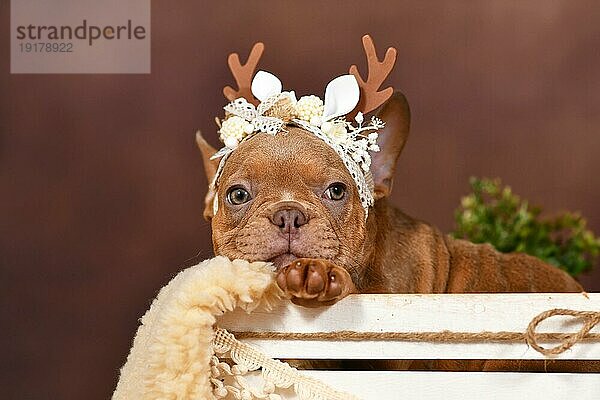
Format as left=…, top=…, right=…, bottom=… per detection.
left=349, top=35, right=397, bottom=115
left=223, top=42, right=265, bottom=106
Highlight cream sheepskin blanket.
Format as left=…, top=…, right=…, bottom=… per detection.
left=113, top=257, right=282, bottom=399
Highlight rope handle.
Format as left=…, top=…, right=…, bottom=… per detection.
left=231, top=308, right=600, bottom=357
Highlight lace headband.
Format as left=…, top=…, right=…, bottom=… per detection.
left=210, top=35, right=397, bottom=218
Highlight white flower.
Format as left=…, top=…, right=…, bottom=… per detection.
left=295, top=95, right=324, bottom=122
left=371, top=116, right=385, bottom=129
left=219, top=115, right=251, bottom=148
left=356, top=139, right=369, bottom=151
left=323, top=121, right=349, bottom=144
left=223, top=136, right=239, bottom=149
left=355, top=112, right=364, bottom=125
left=321, top=121, right=333, bottom=133
left=243, top=122, right=255, bottom=134
left=368, top=132, right=378, bottom=141
left=283, top=90, right=297, bottom=104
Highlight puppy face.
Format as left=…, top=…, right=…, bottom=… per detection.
left=210, top=127, right=368, bottom=274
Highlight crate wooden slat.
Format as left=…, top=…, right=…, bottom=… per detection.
left=242, top=370, right=600, bottom=400
left=218, top=293, right=600, bottom=360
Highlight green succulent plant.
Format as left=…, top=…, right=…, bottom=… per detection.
left=452, top=177, right=599, bottom=277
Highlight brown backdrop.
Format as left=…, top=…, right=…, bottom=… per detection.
left=2, top=1, right=599, bottom=398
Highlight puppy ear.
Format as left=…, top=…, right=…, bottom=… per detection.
left=370, top=91, right=410, bottom=200
left=195, top=130, right=219, bottom=220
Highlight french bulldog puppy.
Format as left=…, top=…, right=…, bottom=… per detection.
left=197, top=92, right=582, bottom=298
left=197, top=92, right=593, bottom=372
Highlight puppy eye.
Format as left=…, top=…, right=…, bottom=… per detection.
left=226, top=186, right=251, bottom=205
left=323, top=183, right=346, bottom=201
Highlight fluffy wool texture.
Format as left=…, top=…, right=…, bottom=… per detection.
left=113, top=256, right=283, bottom=400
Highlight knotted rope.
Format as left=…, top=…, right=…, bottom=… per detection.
left=231, top=308, right=600, bottom=357
left=526, top=309, right=600, bottom=355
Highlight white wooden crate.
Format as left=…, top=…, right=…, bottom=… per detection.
left=244, top=370, right=599, bottom=400
left=218, top=293, right=600, bottom=400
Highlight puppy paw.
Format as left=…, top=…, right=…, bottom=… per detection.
left=276, top=258, right=356, bottom=307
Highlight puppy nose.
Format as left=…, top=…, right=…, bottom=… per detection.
left=270, top=208, right=308, bottom=233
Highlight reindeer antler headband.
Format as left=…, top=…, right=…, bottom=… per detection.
left=210, top=35, right=397, bottom=217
